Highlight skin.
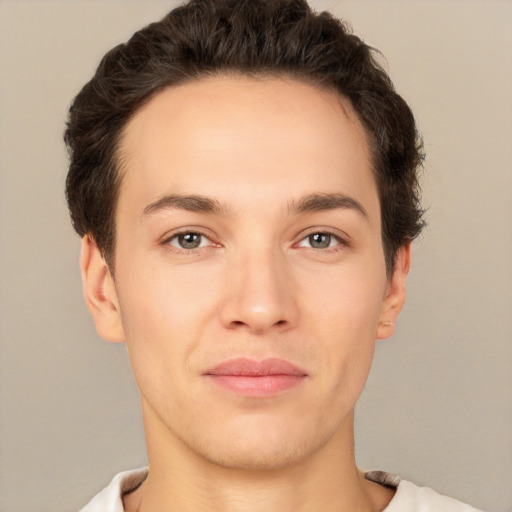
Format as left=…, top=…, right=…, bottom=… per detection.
left=81, top=75, right=410, bottom=512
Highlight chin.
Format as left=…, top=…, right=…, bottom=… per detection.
left=199, top=440, right=314, bottom=471
left=183, top=417, right=336, bottom=472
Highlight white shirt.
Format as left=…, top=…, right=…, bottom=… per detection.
left=79, top=468, right=485, bottom=511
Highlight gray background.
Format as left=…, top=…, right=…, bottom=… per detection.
left=0, top=1, right=510, bottom=511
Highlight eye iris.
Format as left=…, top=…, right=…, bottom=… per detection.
left=178, top=233, right=201, bottom=249
left=309, top=233, right=331, bottom=249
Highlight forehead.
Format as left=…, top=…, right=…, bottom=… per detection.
left=117, top=75, right=378, bottom=218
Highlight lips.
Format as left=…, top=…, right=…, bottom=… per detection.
left=205, top=358, right=307, bottom=396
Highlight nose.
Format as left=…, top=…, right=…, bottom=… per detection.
left=219, top=247, right=299, bottom=334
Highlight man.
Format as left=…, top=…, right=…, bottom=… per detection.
left=65, top=0, right=483, bottom=510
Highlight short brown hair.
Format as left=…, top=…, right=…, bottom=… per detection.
left=65, top=0, right=424, bottom=273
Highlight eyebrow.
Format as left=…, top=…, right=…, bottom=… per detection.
left=143, top=194, right=227, bottom=216
left=142, top=192, right=368, bottom=219
left=289, top=193, right=368, bottom=220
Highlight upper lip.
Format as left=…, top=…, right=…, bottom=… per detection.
left=205, top=358, right=307, bottom=377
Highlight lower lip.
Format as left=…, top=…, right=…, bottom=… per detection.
left=206, top=375, right=306, bottom=396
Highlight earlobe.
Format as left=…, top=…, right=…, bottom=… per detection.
left=376, top=243, right=411, bottom=340
left=80, top=235, right=125, bottom=343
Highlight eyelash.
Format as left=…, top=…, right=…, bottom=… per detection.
left=296, top=230, right=348, bottom=253
left=162, top=230, right=217, bottom=253
left=161, top=229, right=349, bottom=254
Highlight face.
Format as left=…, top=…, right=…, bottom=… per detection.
left=82, top=76, right=409, bottom=471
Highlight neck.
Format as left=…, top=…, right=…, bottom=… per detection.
left=125, top=407, right=393, bottom=512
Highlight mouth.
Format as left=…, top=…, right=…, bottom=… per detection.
left=204, top=358, right=308, bottom=397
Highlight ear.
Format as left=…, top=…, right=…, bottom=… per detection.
left=376, top=243, right=411, bottom=340
left=80, top=235, right=125, bottom=343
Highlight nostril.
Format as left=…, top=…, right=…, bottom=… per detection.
left=229, top=319, right=287, bottom=329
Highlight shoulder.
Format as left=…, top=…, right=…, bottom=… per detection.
left=80, top=468, right=486, bottom=512
left=366, top=471, right=486, bottom=512
left=78, top=468, right=148, bottom=512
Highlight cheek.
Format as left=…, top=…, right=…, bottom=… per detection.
left=301, top=257, right=386, bottom=334
left=118, top=256, right=220, bottom=333
left=114, top=260, right=221, bottom=389
left=301, top=262, right=387, bottom=392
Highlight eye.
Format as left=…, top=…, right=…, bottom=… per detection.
left=167, top=231, right=211, bottom=250
left=297, top=232, right=341, bottom=249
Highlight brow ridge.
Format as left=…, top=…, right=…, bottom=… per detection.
left=143, top=192, right=368, bottom=219
left=289, top=193, right=368, bottom=219
left=143, top=194, right=226, bottom=216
